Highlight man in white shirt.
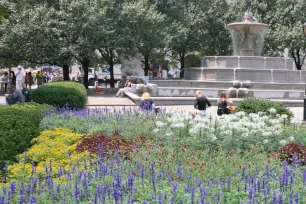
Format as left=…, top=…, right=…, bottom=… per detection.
left=15, top=65, right=26, bottom=90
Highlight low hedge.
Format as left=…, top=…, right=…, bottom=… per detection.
left=236, top=98, right=293, bottom=118
left=31, top=81, right=87, bottom=108
left=0, top=103, right=51, bottom=170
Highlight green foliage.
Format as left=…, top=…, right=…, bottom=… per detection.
left=0, top=102, right=51, bottom=168
left=31, top=81, right=87, bottom=108
left=236, top=98, right=293, bottom=118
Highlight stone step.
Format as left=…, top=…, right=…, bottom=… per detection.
left=151, top=80, right=306, bottom=90
left=125, top=92, right=303, bottom=107
left=156, top=87, right=304, bottom=100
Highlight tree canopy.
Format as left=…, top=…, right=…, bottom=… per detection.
left=0, top=0, right=305, bottom=85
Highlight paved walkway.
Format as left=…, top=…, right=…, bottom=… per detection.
left=0, top=88, right=303, bottom=119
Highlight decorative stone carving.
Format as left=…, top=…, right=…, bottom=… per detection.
left=232, top=81, right=241, bottom=88
left=241, top=81, right=252, bottom=88
left=228, top=87, right=237, bottom=95
left=130, top=83, right=158, bottom=95
left=238, top=88, right=249, bottom=96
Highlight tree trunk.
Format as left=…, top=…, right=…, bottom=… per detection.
left=291, top=49, right=302, bottom=70
left=81, top=58, right=90, bottom=89
left=144, top=55, right=149, bottom=76
left=62, top=65, right=70, bottom=81
left=109, top=51, right=115, bottom=88
left=179, top=50, right=185, bottom=78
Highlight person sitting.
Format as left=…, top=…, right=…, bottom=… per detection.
left=217, top=92, right=234, bottom=116
left=22, top=83, right=31, bottom=102
left=6, top=85, right=25, bottom=105
left=168, top=69, right=175, bottom=79
left=139, top=92, right=154, bottom=111
left=194, top=91, right=211, bottom=115
left=116, top=78, right=131, bottom=97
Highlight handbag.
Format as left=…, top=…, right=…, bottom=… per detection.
left=227, top=106, right=235, bottom=114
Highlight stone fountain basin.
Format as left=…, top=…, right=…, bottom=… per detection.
left=227, top=23, right=269, bottom=35
left=202, top=56, right=294, bottom=70
left=184, top=68, right=306, bottom=83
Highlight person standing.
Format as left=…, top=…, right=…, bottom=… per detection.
left=10, top=71, right=16, bottom=87
left=36, top=71, right=43, bottom=87
left=22, top=83, right=31, bottom=102
left=26, top=72, right=34, bottom=89
left=5, top=85, right=25, bottom=105
left=194, top=91, right=211, bottom=115
left=2, top=72, right=9, bottom=93
left=15, top=65, right=26, bottom=90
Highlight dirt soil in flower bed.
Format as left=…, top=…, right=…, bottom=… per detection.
left=76, top=132, right=154, bottom=158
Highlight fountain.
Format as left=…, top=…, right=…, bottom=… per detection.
left=128, top=9, right=306, bottom=106
left=228, top=11, right=269, bottom=56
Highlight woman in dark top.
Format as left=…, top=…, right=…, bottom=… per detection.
left=10, top=71, right=16, bottom=86
left=194, top=91, right=211, bottom=115
left=217, top=92, right=234, bottom=116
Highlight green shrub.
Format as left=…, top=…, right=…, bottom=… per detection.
left=31, top=81, right=87, bottom=108
left=236, top=98, right=293, bottom=118
left=0, top=103, right=51, bottom=169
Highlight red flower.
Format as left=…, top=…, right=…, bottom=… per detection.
left=267, top=160, right=271, bottom=163
left=228, top=160, right=231, bottom=163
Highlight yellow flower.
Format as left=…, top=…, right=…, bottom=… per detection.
left=7, top=128, right=90, bottom=181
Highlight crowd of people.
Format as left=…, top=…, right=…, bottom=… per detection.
left=0, top=65, right=63, bottom=105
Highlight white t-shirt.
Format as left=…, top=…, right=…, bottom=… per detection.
left=15, top=70, right=26, bottom=81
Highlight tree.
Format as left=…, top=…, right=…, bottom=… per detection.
left=123, top=3, right=168, bottom=76
left=95, top=0, right=133, bottom=88
left=268, top=0, right=306, bottom=70
left=0, top=0, right=102, bottom=87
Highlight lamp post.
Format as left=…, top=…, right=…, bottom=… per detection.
left=303, top=23, right=306, bottom=121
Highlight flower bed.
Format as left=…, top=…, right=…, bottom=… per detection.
left=0, top=107, right=305, bottom=203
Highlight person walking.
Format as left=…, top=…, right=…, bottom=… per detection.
left=15, top=65, right=26, bottom=90
left=194, top=91, right=211, bottom=115
left=2, top=72, right=9, bottom=93
left=217, top=92, right=234, bottom=116
left=5, top=85, right=25, bottom=105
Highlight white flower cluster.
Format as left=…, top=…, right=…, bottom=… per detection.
left=154, top=110, right=301, bottom=144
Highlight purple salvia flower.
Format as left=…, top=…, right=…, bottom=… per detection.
left=93, top=193, right=98, bottom=204
left=278, top=194, right=284, bottom=204
left=289, top=192, right=293, bottom=204
left=272, top=192, right=278, bottom=204
left=295, top=192, right=300, bottom=203
left=191, top=186, right=195, bottom=204
left=29, top=196, right=36, bottom=204
left=10, top=182, right=16, bottom=195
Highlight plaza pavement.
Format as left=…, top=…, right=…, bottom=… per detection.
left=0, top=88, right=304, bottom=119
